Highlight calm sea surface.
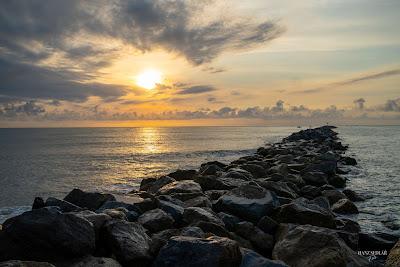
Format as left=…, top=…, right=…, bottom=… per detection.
left=0, top=126, right=399, bottom=235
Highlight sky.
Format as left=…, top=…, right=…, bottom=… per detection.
left=0, top=0, right=399, bottom=127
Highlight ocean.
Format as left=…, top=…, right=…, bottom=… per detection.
left=0, top=126, right=399, bottom=235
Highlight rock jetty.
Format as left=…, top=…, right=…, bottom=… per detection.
left=0, top=126, right=399, bottom=267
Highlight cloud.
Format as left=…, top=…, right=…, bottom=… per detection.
left=353, top=98, right=366, bottom=109
left=296, top=69, right=400, bottom=94
left=0, top=0, right=283, bottom=66
left=380, top=98, right=400, bottom=112
left=202, top=66, right=226, bottom=74
left=0, top=101, right=45, bottom=117
left=178, top=85, right=216, bottom=95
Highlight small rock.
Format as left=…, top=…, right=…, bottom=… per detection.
left=158, top=200, right=184, bottom=224
left=32, top=197, right=45, bottom=210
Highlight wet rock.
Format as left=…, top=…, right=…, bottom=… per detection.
left=301, top=172, right=328, bottom=186
left=0, top=207, right=95, bottom=261
left=332, top=198, right=359, bottom=214
left=102, top=220, right=152, bottom=266
left=321, top=189, right=347, bottom=205
left=240, top=248, right=289, bottom=267
left=32, top=197, right=45, bottom=210
left=335, top=218, right=361, bottom=233
left=138, top=208, right=174, bottom=232
left=221, top=168, right=253, bottom=180
left=273, top=197, right=336, bottom=228
left=158, top=180, right=202, bottom=195
left=167, top=169, right=197, bottom=181
left=201, top=161, right=227, bottom=170
left=257, top=216, right=279, bottom=235
left=272, top=224, right=369, bottom=267
left=235, top=222, right=274, bottom=254
left=341, top=156, right=357, bottom=166
left=96, top=200, right=140, bottom=213
left=139, top=177, right=157, bottom=191
left=328, top=175, right=347, bottom=188
left=0, top=261, right=55, bottom=267
left=44, top=197, right=82, bottom=212
left=240, top=164, right=268, bottom=178
left=183, top=207, right=224, bottom=226
left=150, top=229, right=180, bottom=255
left=153, top=236, right=242, bottom=267
left=180, top=226, right=205, bottom=238
left=158, top=200, right=184, bottom=224
left=258, top=180, right=298, bottom=199
left=303, top=160, right=337, bottom=176
left=386, top=240, right=400, bottom=267
left=64, top=189, right=115, bottom=211
left=214, top=184, right=279, bottom=222
left=342, top=189, right=365, bottom=202
left=218, top=212, right=241, bottom=231
left=147, top=176, right=176, bottom=194
left=200, top=164, right=224, bottom=176
left=299, top=185, right=321, bottom=199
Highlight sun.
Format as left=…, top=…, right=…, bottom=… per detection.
left=136, top=69, right=162, bottom=89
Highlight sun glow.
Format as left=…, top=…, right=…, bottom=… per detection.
left=136, top=69, right=162, bottom=89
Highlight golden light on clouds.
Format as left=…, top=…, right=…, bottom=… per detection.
left=136, top=69, right=163, bottom=90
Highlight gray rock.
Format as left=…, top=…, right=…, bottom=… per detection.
left=102, top=220, right=152, bottom=266
left=158, top=200, right=184, bottom=224
left=96, top=200, right=140, bottom=213
left=180, top=226, right=205, bottom=238
left=200, top=164, right=224, bottom=175
left=240, top=248, right=288, bottom=267
left=102, top=208, right=128, bottom=220
left=386, top=240, right=400, bottom=267
left=0, top=207, right=95, bottom=261
left=158, top=180, right=202, bottom=195
left=235, top=222, right=274, bottom=254
left=134, top=198, right=158, bottom=213
left=272, top=224, right=369, bottom=267
left=57, top=256, right=122, bottom=267
left=302, top=172, right=328, bottom=186
left=149, top=229, right=180, bottom=255
left=64, top=189, right=115, bottom=211
left=167, top=169, right=197, bottom=181
left=332, top=198, right=359, bottom=214
left=218, top=212, right=241, bottom=231
left=214, top=184, right=279, bottom=222
left=257, top=216, right=279, bottom=235
left=321, top=189, right=348, bottom=205
left=192, top=221, right=231, bottom=238
left=342, top=189, right=365, bottom=202
left=153, top=236, right=242, bottom=267
left=138, top=208, right=174, bottom=232
left=328, top=175, right=347, bottom=188
left=299, top=185, right=321, bottom=199
left=32, top=197, right=45, bottom=210
left=44, top=197, right=82, bottom=212
left=221, top=168, right=253, bottom=180
left=147, top=176, right=176, bottom=194
left=258, top=180, right=298, bottom=199
left=184, top=195, right=212, bottom=208
left=240, top=164, right=268, bottom=178
left=183, top=207, right=224, bottom=226
left=0, top=261, right=55, bottom=267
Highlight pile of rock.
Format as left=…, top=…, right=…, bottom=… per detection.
left=0, top=126, right=398, bottom=267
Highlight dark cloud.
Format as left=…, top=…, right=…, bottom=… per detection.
left=353, top=98, right=366, bottom=109
left=296, top=69, right=400, bottom=94
left=271, top=100, right=284, bottom=112
left=0, top=57, right=128, bottom=102
left=0, top=101, right=45, bottom=117
left=178, top=85, right=216, bottom=95
left=381, top=98, right=400, bottom=112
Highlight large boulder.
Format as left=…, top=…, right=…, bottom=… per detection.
left=183, top=207, right=224, bottom=226
left=386, top=240, right=400, bottom=267
left=214, top=184, right=279, bottom=222
left=158, top=180, right=202, bottom=195
left=331, top=199, right=359, bottom=214
left=153, top=236, right=242, bottom=267
left=0, top=207, right=95, bottom=261
left=44, top=197, right=82, bottom=212
left=137, top=209, right=174, bottom=232
left=272, top=224, right=369, bottom=267
left=273, top=198, right=336, bottom=228
left=64, top=189, right=115, bottom=211
left=101, top=220, right=152, bottom=266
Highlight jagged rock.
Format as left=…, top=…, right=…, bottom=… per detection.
left=138, top=208, right=174, bottom=232
left=201, top=161, right=227, bottom=170
left=332, top=198, right=359, bottom=214
left=44, top=197, right=82, bottom=212
left=139, top=177, right=157, bottom=191
left=134, top=198, right=158, bottom=213
left=146, top=176, right=176, bottom=194
left=328, top=175, right=346, bottom=188
left=73, top=210, right=111, bottom=234
left=235, top=222, right=274, bottom=254
left=57, top=256, right=122, bottom=267
left=301, top=172, right=328, bottom=186
left=64, top=189, right=115, bottom=211
left=96, top=200, right=140, bottom=213
left=221, top=168, right=253, bottom=180
left=0, top=261, right=55, bottom=267
left=257, top=216, right=279, bottom=235
left=321, top=189, right=347, bottom=205
left=204, top=190, right=229, bottom=200
left=240, top=248, right=289, bottom=267
left=200, top=164, right=224, bottom=175
left=214, top=184, right=279, bottom=222
left=268, top=164, right=289, bottom=177
left=342, top=189, right=365, bottom=202
left=180, top=226, right=205, bottom=238
left=0, top=207, right=95, bottom=261
left=258, top=180, right=298, bottom=199
left=149, top=229, right=181, bottom=255
left=158, top=180, right=202, bottom=195
left=272, top=224, right=369, bottom=267
left=386, top=240, right=400, bottom=267
left=184, top=196, right=212, bottom=208
left=167, top=169, right=197, bottom=181
left=158, top=200, right=184, bottom=224
left=102, top=220, right=152, bottom=266
left=153, top=236, right=242, bottom=267
left=218, top=212, right=241, bottom=231
left=32, top=197, right=45, bottom=210
left=273, top=197, right=336, bottom=228
left=240, top=164, right=268, bottom=178
left=192, top=221, right=231, bottom=238
left=300, top=185, right=321, bottom=199
left=183, top=207, right=224, bottom=226
left=102, top=208, right=128, bottom=220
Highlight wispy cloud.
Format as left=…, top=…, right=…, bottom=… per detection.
left=295, top=69, right=400, bottom=94
left=178, top=85, right=216, bottom=95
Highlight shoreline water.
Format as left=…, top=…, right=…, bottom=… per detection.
left=0, top=126, right=399, bottom=266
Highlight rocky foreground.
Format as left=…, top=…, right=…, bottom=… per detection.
left=0, top=126, right=399, bottom=267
